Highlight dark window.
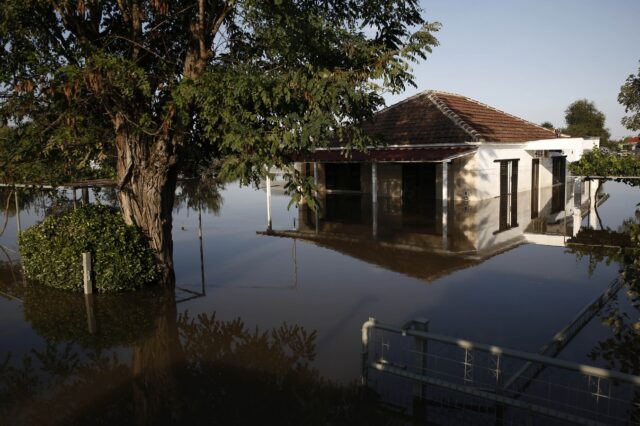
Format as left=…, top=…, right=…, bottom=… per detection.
left=551, top=183, right=565, bottom=214
left=552, top=156, right=566, bottom=185
left=494, top=159, right=519, bottom=233
left=551, top=156, right=567, bottom=213
left=531, top=159, right=540, bottom=219
left=325, top=163, right=361, bottom=191
left=496, top=159, right=519, bottom=195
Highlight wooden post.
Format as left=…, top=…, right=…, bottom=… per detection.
left=85, top=294, right=97, bottom=334
left=81, top=187, right=89, bottom=205
left=83, top=252, right=93, bottom=294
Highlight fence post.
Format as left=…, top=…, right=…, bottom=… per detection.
left=411, top=318, right=430, bottom=418
left=85, top=294, right=97, bottom=334
left=361, top=317, right=376, bottom=386
left=83, top=252, right=93, bottom=294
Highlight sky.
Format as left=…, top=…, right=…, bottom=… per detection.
left=383, top=0, right=640, bottom=139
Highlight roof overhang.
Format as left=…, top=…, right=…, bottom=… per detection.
left=294, top=146, right=477, bottom=163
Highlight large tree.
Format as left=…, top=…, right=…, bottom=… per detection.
left=619, top=60, right=640, bottom=133
left=564, top=99, right=610, bottom=142
left=0, top=1, right=439, bottom=279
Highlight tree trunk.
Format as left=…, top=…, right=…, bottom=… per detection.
left=115, top=114, right=180, bottom=285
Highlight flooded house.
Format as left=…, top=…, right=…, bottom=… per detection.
left=265, top=91, right=604, bottom=282
left=297, top=90, right=598, bottom=203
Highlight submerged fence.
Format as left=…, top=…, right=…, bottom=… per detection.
left=362, top=318, right=640, bottom=425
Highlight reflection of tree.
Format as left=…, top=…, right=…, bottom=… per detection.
left=1, top=288, right=389, bottom=426
left=174, top=162, right=226, bottom=215
left=569, top=225, right=640, bottom=376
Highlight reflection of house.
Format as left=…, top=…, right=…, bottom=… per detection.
left=262, top=178, right=606, bottom=283
left=297, top=91, right=598, bottom=205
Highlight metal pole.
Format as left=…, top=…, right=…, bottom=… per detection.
left=361, top=317, right=376, bottom=386
left=371, top=163, right=378, bottom=238
left=14, top=190, right=21, bottom=233
left=198, top=202, right=205, bottom=295
left=442, top=162, right=448, bottom=250
left=266, top=171, right=272, bottom=231
left=411, top=318, right=430, bottom=417
left=313, top=163, right=319, bottom=233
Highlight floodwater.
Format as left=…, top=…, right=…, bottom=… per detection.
left=0, top=179, right=639, bottom=425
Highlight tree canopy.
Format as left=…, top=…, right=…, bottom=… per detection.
left=564, top=99, right=610, bottom=142
left=619, top=60, right=640, bottom=133
left=540, top=121, right=554, bottom=130
left=0, top=1, right=439, bottom=184
left=0, top=1, right=440, bottom=271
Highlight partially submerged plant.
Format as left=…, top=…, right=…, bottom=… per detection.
left=19, top=205, right=157, bottom=293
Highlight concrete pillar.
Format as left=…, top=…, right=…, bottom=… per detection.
left=588, top=180, right=598, bottom=230
left=442, top=162, right=449, bottom=249
left=573, top=207, right=582, bottom=237
left=372, top=163, right=378, bottom=238
left=573, top=177, right=582, bottom=208
left=573, top=178, right=582, bottom=236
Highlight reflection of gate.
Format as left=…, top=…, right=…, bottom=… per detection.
left=362, top=315, right=640, bottom=425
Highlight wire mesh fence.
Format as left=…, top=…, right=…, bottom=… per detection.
left=362, top=318, right=640, bottom=425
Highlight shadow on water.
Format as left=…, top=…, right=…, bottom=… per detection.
left=0, top=276, right=394, bottom=426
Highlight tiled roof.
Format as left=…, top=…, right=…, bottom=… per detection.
left=363, top=90, right=558, bottom=144
left=294, top=146, right=476, bottom=162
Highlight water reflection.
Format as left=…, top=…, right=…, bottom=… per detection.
left=269, top=178, right=602, bottom=283
left=0, top=284, right=389, bottom=426
left=1, top=178, right=639, bottom=424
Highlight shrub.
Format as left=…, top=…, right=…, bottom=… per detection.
left=569, top=148, right=640, bottom=179
left=19, top=204, right=157, bottom=293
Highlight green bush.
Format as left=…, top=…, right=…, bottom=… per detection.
left=19, top=204, right=157, bottom=293
left=569, top=148, right=640, bottom=178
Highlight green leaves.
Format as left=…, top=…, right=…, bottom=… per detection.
left=619, top=60, right=640, bottom=133
left=564, top=99, right=610, bottom=142
left=18, top=204, right=158, bottom=293
left=569, top=148, right=640, bottom=182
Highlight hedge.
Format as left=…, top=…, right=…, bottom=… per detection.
left=19, top=204, right=157, bottom=293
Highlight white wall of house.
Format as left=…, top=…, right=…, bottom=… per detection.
left=461, top=137, right=593, bottom=201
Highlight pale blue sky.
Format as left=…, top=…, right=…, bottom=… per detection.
left=384, top=0, right=640, bottom=139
